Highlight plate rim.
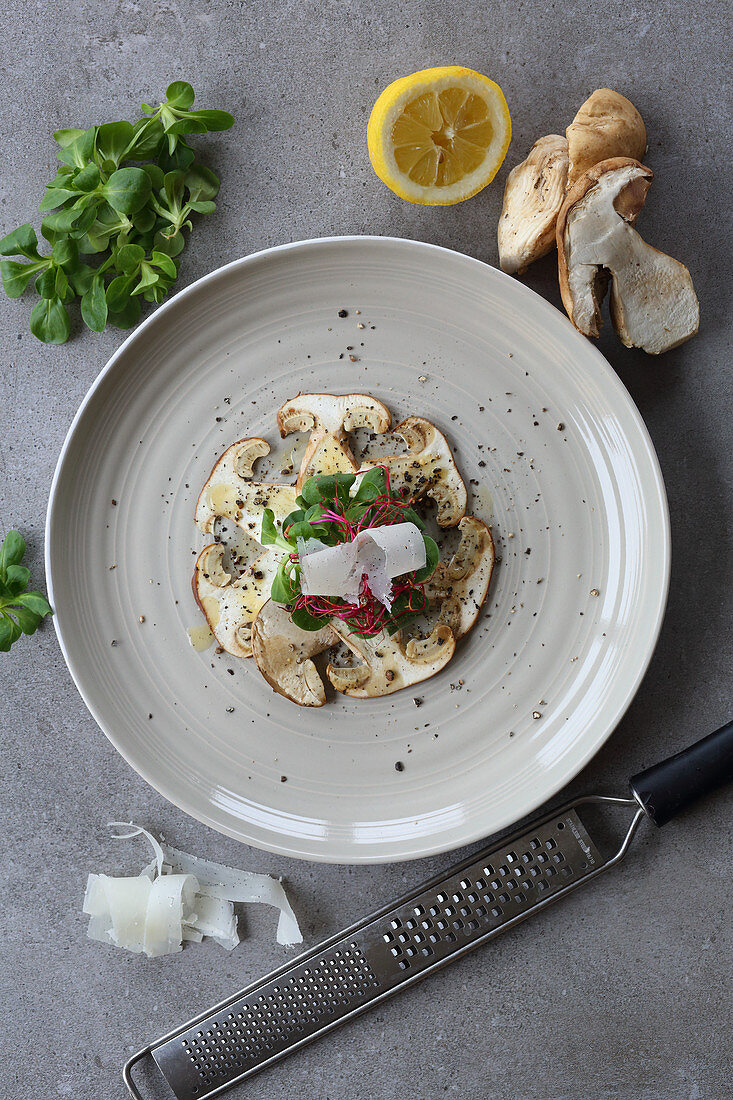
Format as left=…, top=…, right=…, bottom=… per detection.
left=45, top=234, right=671, bottom=863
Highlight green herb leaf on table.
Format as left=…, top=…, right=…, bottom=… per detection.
left=1, top=82, right=234, bottom=343
left=0, top=531, right=53, bottom=652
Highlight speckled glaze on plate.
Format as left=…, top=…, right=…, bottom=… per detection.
left=46, top=236, right=670, bottom=863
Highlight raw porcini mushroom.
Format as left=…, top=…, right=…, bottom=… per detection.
left=557, top=158, right=699, bottom=354
left=498, top=134, right=569, bottom=274
left=327, top=621, right=456, bottom=699
left=362, top=417, right=467, bottom=527
left=566, top=89, right=646, bottom=188
left=276, top=393, right=391, bottom=493
left=192, top=543, right=282, bottom=658
left=425, top=516, right=495, bottom=637
left=195, top=437, right=297, bottom=539
left=252, top=599, right=338, bottom=707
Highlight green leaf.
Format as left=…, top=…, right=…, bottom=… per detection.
left=56, top=127, right=96, bottom=168
left=188, top=200, right=216, bottom=215
left=0, top=530, right=25, bottom=573
left=4, top=564, right=30, bottom=595
left=126, top=118, right=164, bottom=159
left=185, top=164, right=220, bottom=202
left=260, top=508, right=291, bottom=552
left=11, top=605, right=41, bottom=635
left=84, top=205, right=132, bottom=252
left=384, top=591, right=424, bottom=636
left=185, top=108, right=234, bottom=132
left=105, top=272, right=136, bottom=310
left=152, top=229, right=185, bottom=257
left=0, top=224, right=41, bottom=259
left=282, top=509, right=306, bottom=533
left=14, top=591, right=53, bottom=617
left=352, top=467, right=387, bottom=504
left=300, top=473, right=355, bottom=506
left=1, top=259, right=43, bottom=298
left=131, top=262, right=159, bottom=295
left=115, top=242, right=146, bottom=274
left=156, top=141, right=196, bottom=173
left=39, top=186, right=79, bottom=212
left=131, top=206, right=157, bottom=233
left=30, top=297, right=70, bottom=344
left=165, top=80, right=195, bottom=109
left=414, top=535, right=439, bottom=583
left=108, top=296, right=141, bottom=328
left=150, top=250, right=177, bottom=278
left=163, top=170, right=186, bottom=212
left=68, top=262, right=95, bottom=295
left=166, top=117, right=208, bottom=139
left=81, top=274, right=108, bottom=332
left=54, top=265, right=70, bottom=300
left=398, top=505, right=425, bottom=532
left=74, top=162, right=101, bottom=192
left=0, top=614, right=20, bottom=651
left=41, top=205, right=86, bottom=235
left=103, top=167, right=152, bottom=214
left=95, top=120, right=135, bottom=167
left=69, top=198, right=103, bottom=235
left=270, top=559, right=298, bottom=604
left=51, top=238, right=79, bottom=268
left=35, top=266, right=58, bottom=299
left=284, top=520, right=321, bottom=543
left=291, top=607, right=328, bottom=632
left=53, top=127, right=86, bottom=148
left=140, top=162, right=165, bottom=190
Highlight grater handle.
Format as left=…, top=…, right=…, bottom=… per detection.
left=629, top=719, right=733, bottom=827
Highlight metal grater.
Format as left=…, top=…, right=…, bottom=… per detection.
left=123, top=720, right=733, bottom=1100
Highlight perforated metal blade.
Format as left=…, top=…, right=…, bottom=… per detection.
left=124, top=796, right=645, bottom=1100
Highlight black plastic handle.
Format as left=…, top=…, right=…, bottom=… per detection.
left=629, top=719, right=733, bottom=826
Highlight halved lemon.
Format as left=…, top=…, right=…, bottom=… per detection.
left=367, top=66, right=511, bottom=206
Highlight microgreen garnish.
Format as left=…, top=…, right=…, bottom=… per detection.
left=0, top=531, right=53, bottom=652
left=0, top=81, right=233, bottom=343
left=260, top=467, right=439, bottom=637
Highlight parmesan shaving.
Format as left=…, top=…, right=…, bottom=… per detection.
left=163, top=845, right=303, bottom=947
left=299, top=522, right=425, bottom=611
left=83, top=823, right=302, bottom=957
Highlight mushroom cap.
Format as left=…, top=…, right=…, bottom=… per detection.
left=557, top=157, right=699, bottom=354
left=498, top=134, right=569, bottom=274
left=194, top=437, right=297, bottom=537
left=192, top=543, right=282, bottom=658
left=252, top=599, right=338, bottom=707
left=277, top=393, right=391, bottom=493
left=327, top=621, right=456, bottom=698
left=425, top=516, right=495, bottom=637
left=362, top=416, right=467, bottom=527
left=566, top=89, right=646, bottom=188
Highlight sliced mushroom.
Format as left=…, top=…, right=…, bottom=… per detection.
left=566, top=89, right=646, bottom=188
left=557, top=158, right=699, bottom=354
left=327, top=621, right=455, bottom=698
left=498, top=134, right=569, bottom=274
left=276, top=393, right=391, bottom=493
left=252, top=599, right=338, bottom=707
left=192, top=543, right=282, bottom=658
left=195, top=437, right=297, bottom=538
left=425, top=516, right=495, bottom=637
left=362, top=417, right=467, bottom=527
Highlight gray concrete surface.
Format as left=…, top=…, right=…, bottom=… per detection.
left=1, top=2, right=731, bottom=1098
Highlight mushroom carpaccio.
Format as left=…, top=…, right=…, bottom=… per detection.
left=192, top=393, right=495, bottom=706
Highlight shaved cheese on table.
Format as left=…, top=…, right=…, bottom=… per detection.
left=82, top=823, right=302, bottom=958
left=163, top=844, right=302, bottom=946
left=299, top=522, right=425, bottom=610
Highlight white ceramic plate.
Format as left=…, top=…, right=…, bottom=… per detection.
left=46, top=236, right=670, bottom=863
